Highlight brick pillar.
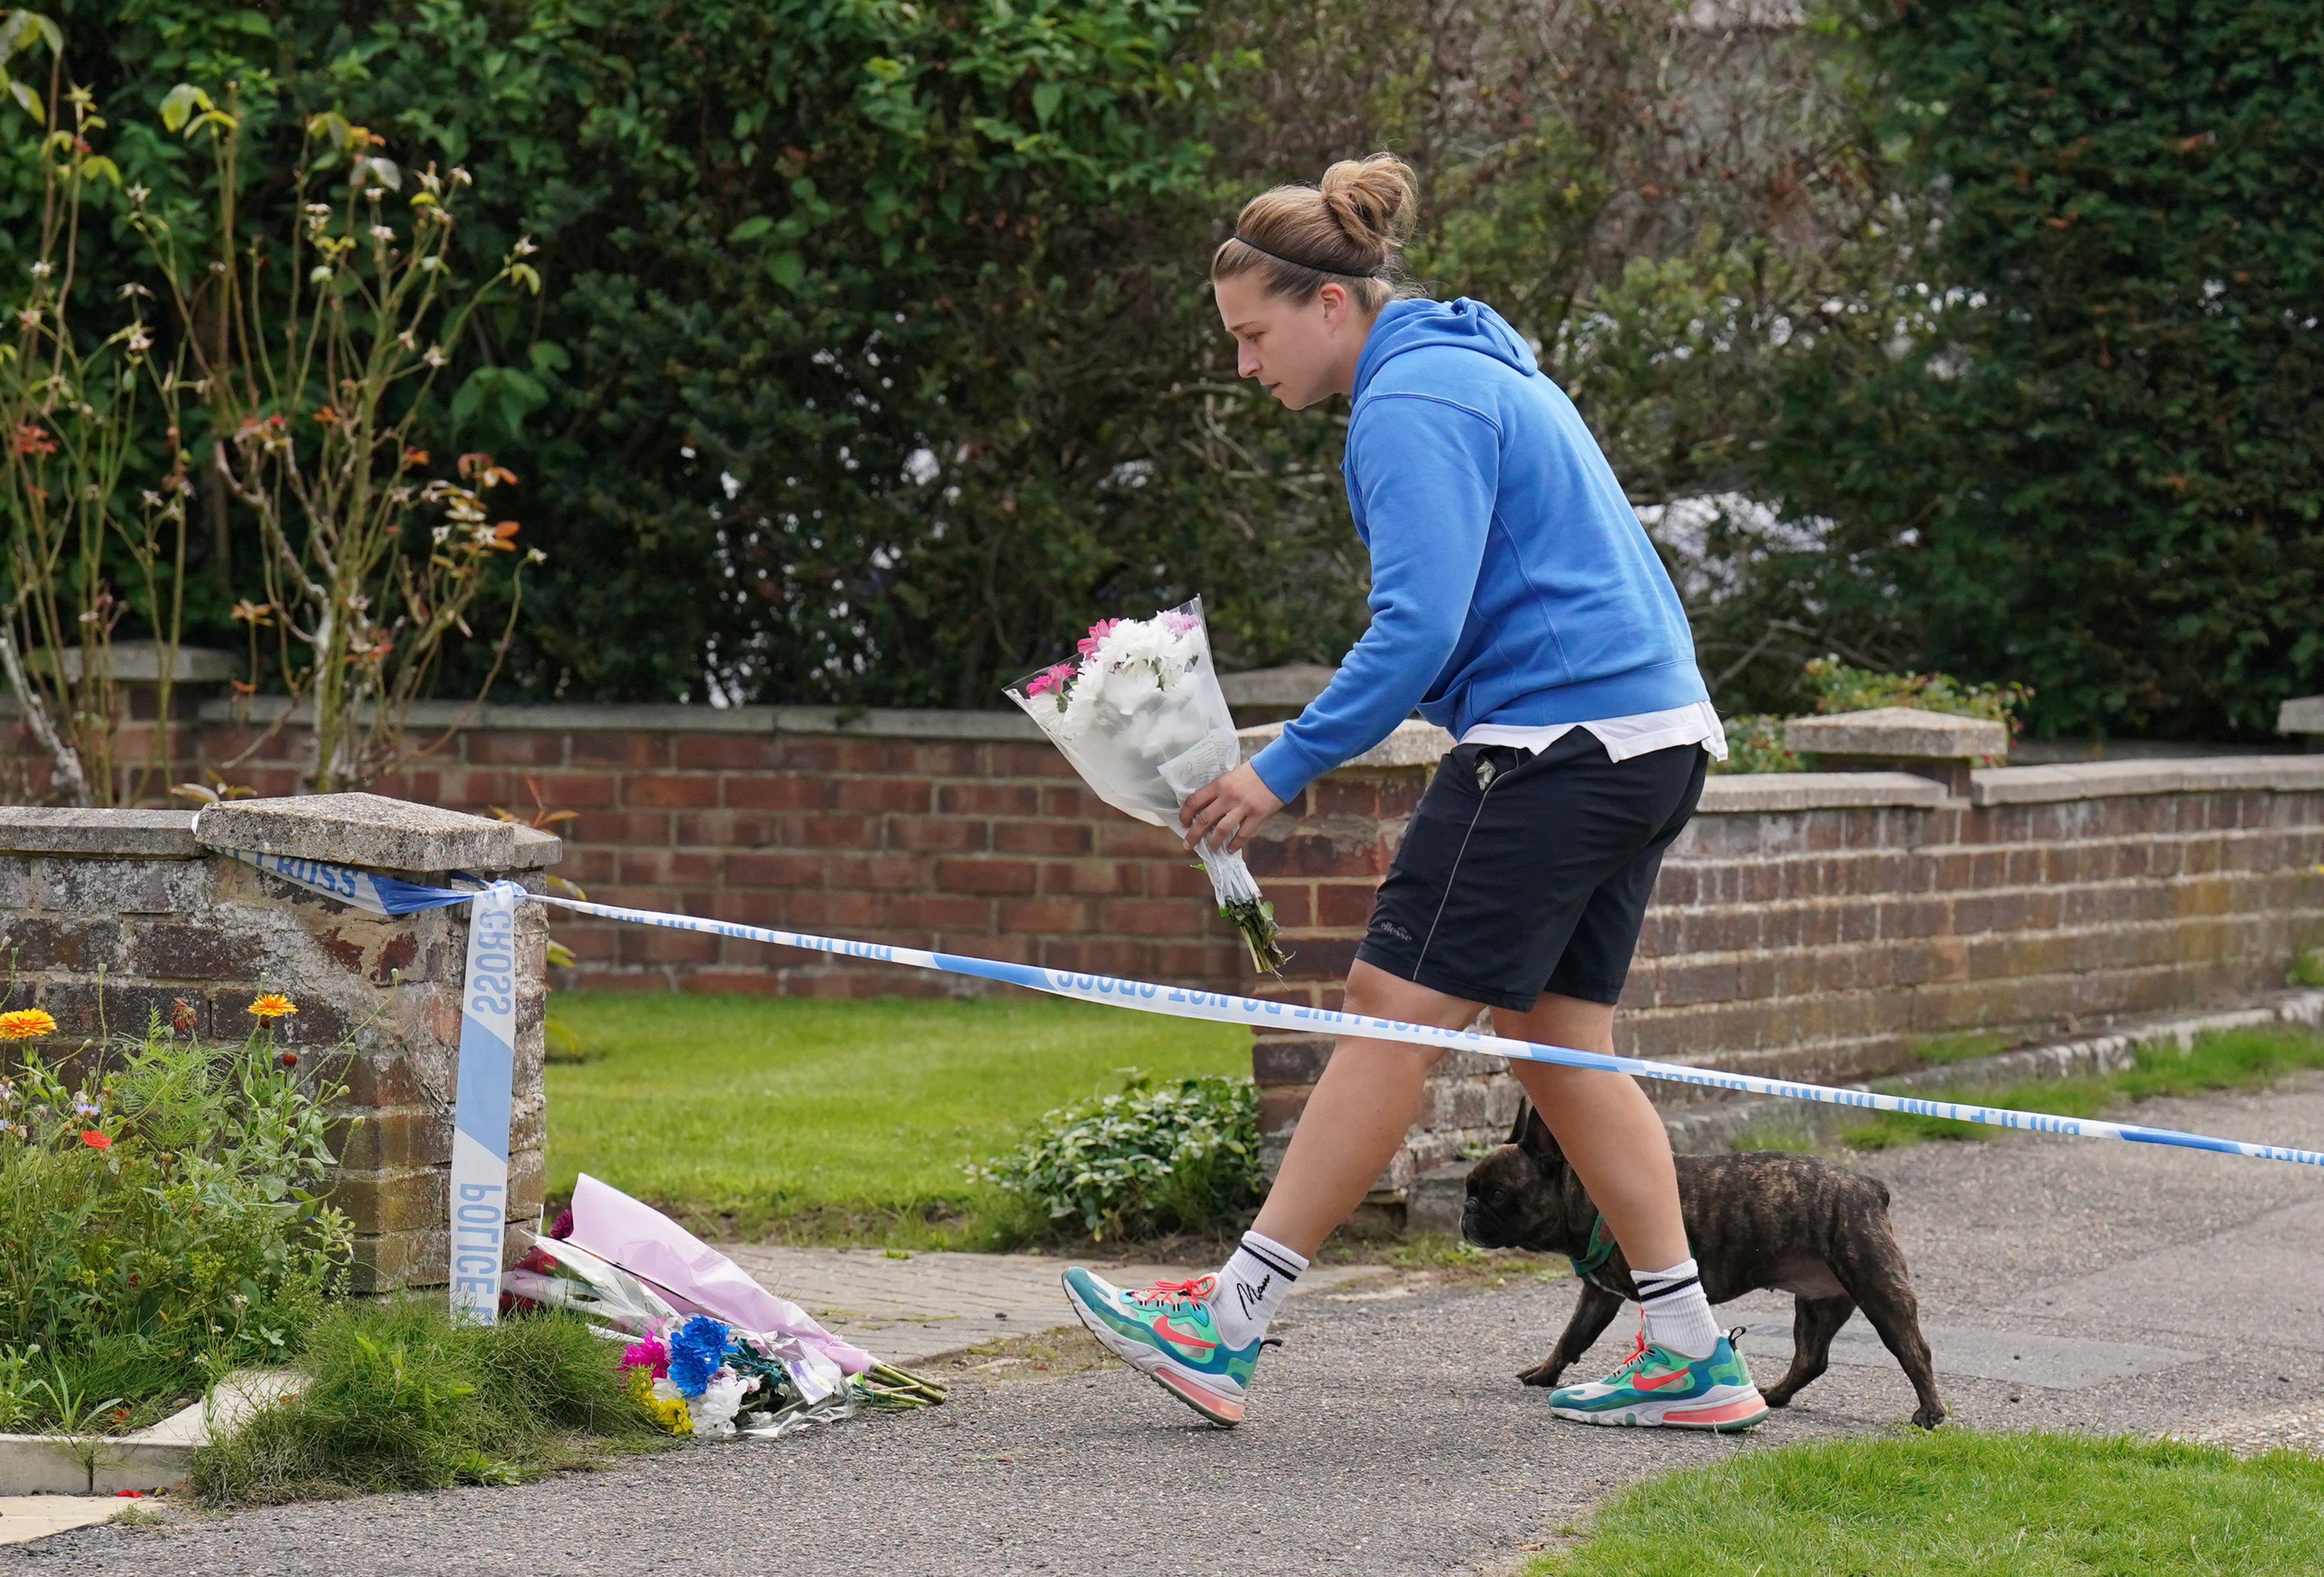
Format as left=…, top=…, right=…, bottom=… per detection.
left=1239, top=721, right=1525, bottom=1230
left=191, top=795, right=560, bottom=1292
left=0, top=795, right=558, bottom=1295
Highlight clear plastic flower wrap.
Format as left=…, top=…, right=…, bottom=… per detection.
left=1005, top=597, right=1287, bottom=973
left=500, top=1236, right=677, bottom=1334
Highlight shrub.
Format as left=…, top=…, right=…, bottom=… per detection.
left=1757, top=1, right=2324, bottom=740
left=1709, top=659, right=2029, bottom=774
left=1802, top=657, right=2031, bottom=732
left=1708, top=714, right=1801, bottom=775
left=973, top=1071, right=1264, bottom=1242
left=0, top=1011, right=352, bottom=1426
left=191, top=1298, right=664, bottom=1504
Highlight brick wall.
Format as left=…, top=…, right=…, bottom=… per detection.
left=188, top=705, right=1247, bottom=996
left=1242, top=739, right=2324, bottom=1201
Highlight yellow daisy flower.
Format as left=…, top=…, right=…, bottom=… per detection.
left=246, top=993, right=299, bottom=1021
left=0, top=1008, right=57, bottom=1041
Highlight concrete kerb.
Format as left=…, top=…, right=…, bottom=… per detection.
left=0, top=1372, right=299, bottom=1499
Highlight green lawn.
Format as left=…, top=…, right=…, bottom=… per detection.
left=1534, top=1429, right=2324, bottom=1575
left=542, top=992, right=1248, bottom=1244
left=1834, top=1027, right=2324, bottom=1152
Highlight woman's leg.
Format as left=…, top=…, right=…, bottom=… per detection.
left=1491, top=993, right=1688, bottom=1269
left=1249, top=960, right=1486, bottom=1259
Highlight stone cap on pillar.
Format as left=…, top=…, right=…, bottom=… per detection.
left=1236, top=717, right=1455, bottom=771
left=1784, top=706, right=2006, bottom=794
left=192, top=792, right=561, bottom=873
left=2280, top=695, right=2324, bottom=742
left=0, top=806, right=203, bottom=857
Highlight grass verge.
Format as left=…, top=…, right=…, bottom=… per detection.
left=1530, top=1428, right=2324, bottom=1575
left=543, top=992, right=1247, bottom=1245
left=1837, top=1026, right=2324, bottom=1151
left=191, top=1299, right=669, bottom=1505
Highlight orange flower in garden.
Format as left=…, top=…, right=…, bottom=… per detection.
left=81, top=1130, right=110, bottom=1150
left=246, top=994, right=299, bottom=1020
left=0, top=1009, right=57, bottom=1040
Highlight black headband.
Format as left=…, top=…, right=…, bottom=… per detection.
left=1223, top=232, right=1382, bottom=279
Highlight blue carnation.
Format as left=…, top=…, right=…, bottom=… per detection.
left=666, top=1315, right=735, bottom=1399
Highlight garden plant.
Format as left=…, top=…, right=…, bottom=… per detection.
left=0, top=992, right=349, bottom=1432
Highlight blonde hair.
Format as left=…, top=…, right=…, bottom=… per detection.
left=1212, top=153, right=1424, bottom=310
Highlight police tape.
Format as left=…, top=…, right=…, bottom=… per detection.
left=216, top=845, right=2324, bottom=1324
left=532, top=891, right=2324, bottom=1170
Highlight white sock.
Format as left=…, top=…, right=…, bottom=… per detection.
left=1634, top=1258, right=1721, bottom=1360
left=1210, top=1230, right=1306, bottom=1348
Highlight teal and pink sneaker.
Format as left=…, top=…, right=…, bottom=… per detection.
left=1547, top=1325, right=1767, bottom=1432
left=1061, top=1268, right=1260, bottom=1427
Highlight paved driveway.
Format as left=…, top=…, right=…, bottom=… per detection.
left=13, top=1079, right=2324, bottom=1575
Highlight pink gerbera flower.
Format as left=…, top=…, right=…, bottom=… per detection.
left=1076, top=618, right=1122, bottom=656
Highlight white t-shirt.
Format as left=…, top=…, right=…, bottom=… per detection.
left=1459, top=699, right=1729, bottom=763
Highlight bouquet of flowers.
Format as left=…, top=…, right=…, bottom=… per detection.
left=1006, top=597, right=1288, bottom=973
left=503, top=1174, right=947, bottom=1441
left=615, top=1313, right=946, bottom=1439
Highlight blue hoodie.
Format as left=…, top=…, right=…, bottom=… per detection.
left=1248, top=297, right=1709, bottom=803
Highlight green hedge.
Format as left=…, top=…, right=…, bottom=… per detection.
left=1756, top=1, right=2324, bottom=738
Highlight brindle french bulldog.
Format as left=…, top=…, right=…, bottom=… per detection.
left=1464, top=1107, right=1946, bottom=1429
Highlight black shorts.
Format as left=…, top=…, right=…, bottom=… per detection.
left=1355, top=730, right=1706, bottom=1012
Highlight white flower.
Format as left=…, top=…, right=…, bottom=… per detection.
left=370, top=224, right=395, bottom=242
left=28, top=260, right=52, bottom=279
left=513, top=236, right=537, bottom=257
left=450, top=166, right=472, bottom=188
left=116, top=282, right=152, bottom=299
left=684, top=1367, right=750, bottom=1439
left=15, top=309, right=38, bottom=329
left=422, top=346, right=447, bottom=368
left=306, top=203, right=332, bottom=217
left=417, top=255, right=444, bottom=272
left=126, top=328, right=151, bottom=354
left=128, top=185, right=149, bottom=204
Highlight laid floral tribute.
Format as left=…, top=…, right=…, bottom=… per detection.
left=1006, top=597, right=1287, bottom=972
left=501, top=1173, right=945, bottom=1439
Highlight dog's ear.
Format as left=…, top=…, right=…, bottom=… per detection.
left=1513, top=1103, right=1561, bottom=1162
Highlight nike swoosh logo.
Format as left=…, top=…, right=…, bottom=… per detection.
left=1152, top=1316, right=1218, bottom=1353
left=1632, top=1366, right=1694, bottom=1392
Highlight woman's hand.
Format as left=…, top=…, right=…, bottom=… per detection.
left=1178, top=761, right=1285, bottom=857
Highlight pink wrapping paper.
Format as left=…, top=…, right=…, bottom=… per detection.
left=564, top=1172, right=874, bottom=1375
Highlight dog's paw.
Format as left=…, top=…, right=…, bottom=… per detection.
left=1911, top=1404, right=1948, bottom=1430
left=1516, top=1361, right=1563, bottom=1388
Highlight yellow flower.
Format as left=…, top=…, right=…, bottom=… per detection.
left=246, top=994, right=299, bottom=1021
left=0, top=1009, right=56, bottom=1041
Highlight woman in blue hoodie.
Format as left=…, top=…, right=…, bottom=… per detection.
left=1061, top=155, right=1767, bottom=1436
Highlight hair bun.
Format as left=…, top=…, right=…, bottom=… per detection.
left=1318, top=153, right=1418, bottom=266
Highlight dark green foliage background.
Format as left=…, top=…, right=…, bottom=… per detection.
left=5, top=0, right=2315, bottom=735
left=1758, top=1, right=2324, bottom=738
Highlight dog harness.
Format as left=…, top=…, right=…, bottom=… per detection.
left=1569, top=1213, right=1617, bottom=1279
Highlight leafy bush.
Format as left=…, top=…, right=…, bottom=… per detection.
left=973, top=1071, right=1264, bottom=1242
left=191, top=1298, right=664, bottom=1504
left=1801, top=658, right=2031, bottom=732
left=1709, top=658, right=2029, bottom=774
left=0, top=1012, right=351, bottom=1427
left=1755, top=0, right=2324, bottom=740
left=1708, top=714, right=1801, bottom=775
left=13, top=0, right=1911, bottom=721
